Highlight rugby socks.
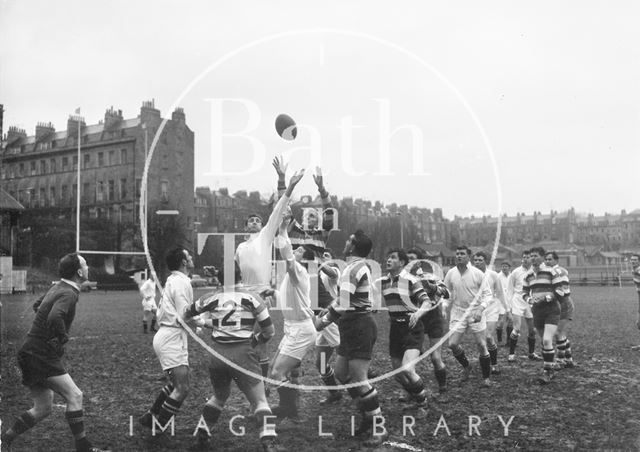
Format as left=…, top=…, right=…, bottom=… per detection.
left=528, top=336, right=536, bottom=355
left=289, top=364, right=301, bottom=384
left=564, top=339, right=573, bottom=363
left=509, top=332, right=519, bottom=355
left=202, top=403, right=222, bottom=426
left=556, top=338, right=567, bottom=363
left=542, top=347, right=556, bottom=370
left=151, top=384, right=174, bottom=415
left=143, top=321, right=148, bottom=333
left=65, top=410, right=92, bottom=452
left=2, top=411, right=36, bottom=444
left=321, top=367, right=338, bottom=387
left=157, top=396, right=183, bottom=426
left=150, top=319, right=157, bottom=331
left=506, top=325, right=513, bottom=342
left=479, top=354, right=491, bottom=379
left=359, top=387, right=381, bottom=421
left=496, top=327, right=503, bottom=343
left=401, top=378, right=427, bottom=404
left=434, top=367, right=447, bottom=392
left=452, top=348, right=470, bottom=368
left=488, top=343, right=499, bottom=366
left=275, top=386, right=299, bottom=418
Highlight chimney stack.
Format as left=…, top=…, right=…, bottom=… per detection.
left=35, top=122, right=55, bottom=140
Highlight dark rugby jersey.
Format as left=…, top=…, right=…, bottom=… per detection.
left=633, top=266, right=640, bottom=293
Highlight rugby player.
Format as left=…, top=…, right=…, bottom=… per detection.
left=405, top=248, right=449, bottom=398
left=506, top=250, right=540, bottom=361
left=442, top=246, right=493, bottom=388
left=522, top=247, right=565, bottom=384
left=629, top=254, right=640, bottom=350
left=315, top=230, right=387, bottom=446
left=140, top=247, right=201, bottom=430
left=139, top=271, right=157, bottom=334
left=235, top=169, right=305, bottom=385
left=2, top=253, right=109, bottom=452
left=497, top=261, right=512, bottom=344
left=545, top=251, right=575, bottom=368
left=269, top=219, right=318, bottom=420
left=473, top=252, right=510, bottom=374
left=184, top=283, right=278, bottom=452
left=380, top=249, right=435, bottom=407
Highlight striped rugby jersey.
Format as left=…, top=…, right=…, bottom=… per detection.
left=380, top=270, right=431, bottom=318
left=412, top=267, right=450, bottom=300
left=553, top=264, right=572, bottom=297
left=329, top=257, right=371, bottom=317
left=187, top=288, right=271, bottom=344
left=522, top=263, right=566, bottom=304
left=633, top=265, right=640, bottom=293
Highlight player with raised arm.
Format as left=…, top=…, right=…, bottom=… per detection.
left=315, top=230, right=387, bottom=447
left=235, top=168, right=305, bottom=384
left=268, top=216, right=318, bottom=421
left=545, top=251, right=576, bottom=368
left=184, top=278, right=278, bottom=452
left=473, top=252, right=510, bottom=375
left=442, top=246, right=494, bottom=388
left=522, top=247, right=565, bottom=384
left=273, top=155, right=334, bottom=257
left=506, top=250, right=540, bottom=361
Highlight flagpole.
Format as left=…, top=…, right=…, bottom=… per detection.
left=75, top=109, right=82, bottom=253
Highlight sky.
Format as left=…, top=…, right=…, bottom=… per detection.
left=2, top=0, right=639, bottom=218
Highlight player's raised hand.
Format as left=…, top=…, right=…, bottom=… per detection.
left=313, top=166, right=324, bottom=190
left=272, top=155, right=287, bottom=178
left=289, top=169, right=305, bottom=187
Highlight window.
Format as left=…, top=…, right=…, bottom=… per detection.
left=72, top=184, right=77, bottom=203
left=9, top=165, right=15, bottom=178
left=50, top=158, right=56, bottom=173
left=31, top=161, right=36, bottom=175
left=108, top=180, right=115, bottom=201
left=108, top=150, right=115, bottom=165
left=73, top=156, right=78, bottom=170
left=39, top=188, right=46, bottom=207
left=160, top=180, right=169, bottom=201
left=98, top=152, right=104, bottom=167
left=83, top=182, right=91, bottom=203
left=135, top=178, right=141, bottom=198
left=50, top=187, right=56, bottom=207
left=120, top=178, right=127, bottom=199
left=52, top=140, right=57, bottom=148
left=97, top=181, right=104, bottom=202
left=40, top=160, right=46, bottom=174
left=62, top=185, right=68, bottom=205
left=120, top=148, right=127, bottom=164
left=19, top=163, right=25, bottom=176
left=83, top=154, right=91, bottom=169
left=62, top=157, right=69, bottom=171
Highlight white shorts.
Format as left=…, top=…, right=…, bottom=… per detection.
left=142, top=297, right=156, bottom=311
left=278, top=319, right=317, bottom=361
left=449, top=306, right=486, bottom=334
left=511, top=300, right=533, bottom=319
left=153, top=327, right=189, bottom=371
left=484, top=302, right=500, bottom=323
left=315, top=322, right=340, bottom=348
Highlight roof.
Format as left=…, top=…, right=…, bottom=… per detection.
left=0, top=188, right=25, bottom=211
left=599, top=251, right=622, bottom=258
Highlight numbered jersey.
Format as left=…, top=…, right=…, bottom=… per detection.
left=193, top=288, right=269, bottom=344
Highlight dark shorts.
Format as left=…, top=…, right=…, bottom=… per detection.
left=389, top=318, right=424, bottom=359
left=337, top=313, right=377, bottom=360
left=532, top=301, right=561, bottom=330
left=421, top=308, right=446, bottom=339
left=559, top=296, right=575, bottom=321
left=208, top=341, right=262, bottom=393
left=17, top=350, right=66, bottom=388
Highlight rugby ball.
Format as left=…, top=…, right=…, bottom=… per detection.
left=275, top=114, right=297, bottom=141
